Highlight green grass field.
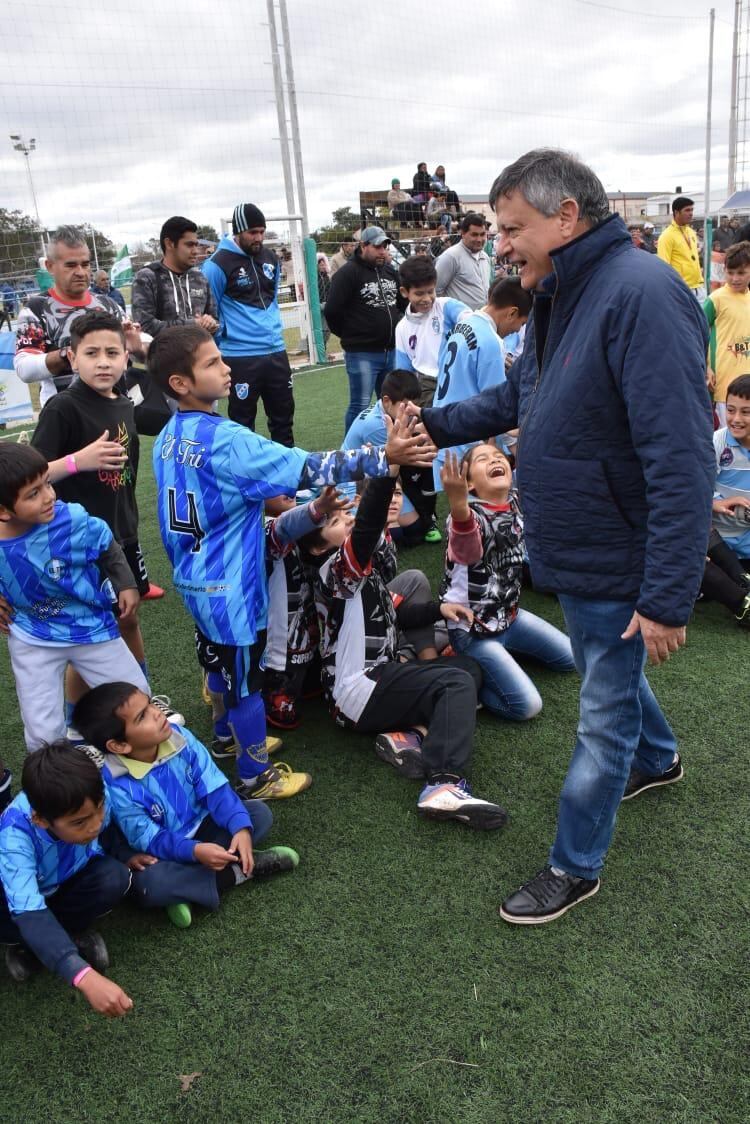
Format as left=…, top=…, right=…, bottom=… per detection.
left=0, top=366, right=748, bottom=1123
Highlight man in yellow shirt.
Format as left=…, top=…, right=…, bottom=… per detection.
left=704, top=240, right=750, bottom=423
left=657, top=196, right=705, bottom=299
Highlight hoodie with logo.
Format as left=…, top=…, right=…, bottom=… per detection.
left=202, top=234, right=285, bottom=357
left=324, top=248, right=405, bottom=352
left=131, top=261, right=217, bottom=338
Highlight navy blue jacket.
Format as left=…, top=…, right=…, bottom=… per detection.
left=423, top=214, right=714, bottom=625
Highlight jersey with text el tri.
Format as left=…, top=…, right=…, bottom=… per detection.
left=0, top=792, right=112, bottom=915
left=0, top=501, right=119, bottom=645
left=152, top=410, right=389, bottom=646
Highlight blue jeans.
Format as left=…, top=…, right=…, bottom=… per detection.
left=130, top=801, right=273, bottom=911
left=344, top=349, right=395, bottom=432
left=450, top=609, right=575, bottom=720
left=551, top=595, right=677, bottom=879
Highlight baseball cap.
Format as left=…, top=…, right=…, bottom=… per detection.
left=360, top=226, right=390, bottom=247
left=643, top=222, right=654, bottom=230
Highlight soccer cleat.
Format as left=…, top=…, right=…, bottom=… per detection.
left=151, top=695, right=185, bottom=727
left=265, top=735, right=283, bottom=756
left=417, top=778, right=507, bottom=829
left=374, top=729, right=425, bottom=780
left=141, top=583, right=165, bottom=601
left=165, top=902, right=192, bottom=929
left=73, top=930, right=109, bottom=973
left=4, top=944, right=41, bottom=983
left=424, top=515, right=442, bottom=544
left=264, top=691, right=301, bottom=730
left=211, top=734, right=283, bottom=760
left=736, top=593, right=750, bottom=629
left=251, top=846, right=300, bottom=877
left=499, top=866, right=600, bottom=925
left=65, top=726, right=86, bottom=745
left=621, top=754, right=684, bottom=801
left=235, top=762, right=311, bottom=801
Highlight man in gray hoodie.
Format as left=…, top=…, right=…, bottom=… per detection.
left=132, top=216, right=218, bottom=338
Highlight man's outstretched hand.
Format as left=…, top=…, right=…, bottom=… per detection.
left=384, top=404, right=436, bottom=471
left=622, top=612, right=686, bottom=665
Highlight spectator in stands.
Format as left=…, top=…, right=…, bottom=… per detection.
left=202, top=203, right=296, bottom=446
left=435, top=213, right=491, bottom=309
left=330, top=236, right=357, bottom=276
left=426, top=190, right=452, bottom=234
left=433, top=166, right=461, bottom=215
left=132, top=216, right=218, bottom=339
left=657, top=196, right=705, bottom=299
left=90, top=270, right=126, bottom=313
left=324, top=226, right=405, bottom=430
left=412, top=163, right=433, bottom=201
left=388, top=179, right=412, bottom=212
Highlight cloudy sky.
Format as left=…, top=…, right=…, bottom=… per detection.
left=0, top=0, right=738, bottom=246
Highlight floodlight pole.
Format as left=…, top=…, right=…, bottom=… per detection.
left=704, top=8, right=715, bottom=285
left=278, top=0, right=310, bottom=241
left=266, top=0, right=296, bottom=218
left=728, top=0, right=741, bottom=195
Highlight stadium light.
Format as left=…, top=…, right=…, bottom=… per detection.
left=9, top=133, right=42, bottom=230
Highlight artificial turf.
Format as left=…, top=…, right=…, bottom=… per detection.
left=0, top=365, right=747, bottom=1123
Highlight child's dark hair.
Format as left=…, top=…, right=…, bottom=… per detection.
left=0, top=442, right=48, bottom=511
left=147, top=323, right=212, bottom=394
left=724, top=241, right=750, bottom=271
left=399, top=254, right=437, bottom=289
left=22, top=740, right=104, bottom=822
left=726, top=374, right=750, bottom=401
left=72, top=682, right=141, bottom=752
left=69, top=309, right=126, bottom=349
left=487, top=276, right=533, bottom=315
left=380, top=368, right=421, bottom=403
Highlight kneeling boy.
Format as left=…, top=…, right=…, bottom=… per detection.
left=0, top=741, right=133, bottom=1017
left=73, top=683, right=298, bottom=929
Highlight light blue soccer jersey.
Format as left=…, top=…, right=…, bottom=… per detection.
left=103, top=726, right=246, bottom=862
left=713, top=427, right=750, bottom=555
left=433, top=310, right=507, bottom=488
left=153, top=410, right=389, bottom=645
left=0, top=792, right=111, bottom=915
left=0, top=502, right=119, bottom=645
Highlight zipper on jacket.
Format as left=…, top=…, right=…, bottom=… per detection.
left=376, top=268, right=393, bottom=349
left=252, top=260, right=268, bottom=310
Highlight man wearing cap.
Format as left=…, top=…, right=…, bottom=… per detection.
left=657, top=196, right=705, bottom=299
left=640, top=223, right=657, bottom=254
left=324, top=226, right=405, bottom=430
left=202, top=203, right=295, bottom=445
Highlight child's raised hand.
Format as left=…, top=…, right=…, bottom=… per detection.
left=74, top=430, right=128, bottom=473
left=313, top=485, right=353, bottom=517
left=77, top=970, right=134, bottom=1018
left=440, top=450, right=470, bottom=518
left=194, top=842, right=236, bottom=870
left=384, top=405, right=437, bottom=472
left=440, top=602, right=474, bottom=626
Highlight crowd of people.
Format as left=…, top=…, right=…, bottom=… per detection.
left=0, top=147, right=744, bottom=1018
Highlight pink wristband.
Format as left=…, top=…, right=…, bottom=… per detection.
left=65, top=454, right=78, bottom=476
left=72, top=965, right=92, bottom=988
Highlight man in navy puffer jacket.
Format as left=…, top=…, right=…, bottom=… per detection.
left=420, top=149, right=714, bottom=925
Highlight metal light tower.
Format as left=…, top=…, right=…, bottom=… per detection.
left=9, top=134, right=42, bottom=229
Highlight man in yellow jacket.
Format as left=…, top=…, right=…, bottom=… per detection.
left=658, top=196, right=706, bottom=299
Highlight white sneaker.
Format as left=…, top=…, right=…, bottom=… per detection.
left=417, top=778, right=507, bottom=830
left=151, top=695, right=185, bottom=727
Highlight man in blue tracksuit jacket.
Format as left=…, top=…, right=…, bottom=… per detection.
left=420, top=149, right=715, bottom=925
left=202, top=203, right=294, bottom=445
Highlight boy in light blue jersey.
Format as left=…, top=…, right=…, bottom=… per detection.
left=73, top=683, right=299, bottom=930
left=0, top=443, right=149, bottom=753
left=432, top=276, right=532, bottom=489
left=712, top=374, right=750, bottom=561
left=394, top=254, right=467, bottom=407
left=0, top=741, right=134, bottom=1017
left=148, top=324, right=434, bottom=801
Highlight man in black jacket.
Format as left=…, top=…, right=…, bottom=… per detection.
left=324, top=227, right=405, bottom=430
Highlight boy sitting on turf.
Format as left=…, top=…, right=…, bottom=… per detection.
left=0, top=443, right=149, bottom=752
left=73, top=683, right=298, bottom=930
left=0, top=740, right=133, bottom=1017
left=31, top=311, right=167, bottom=716
left=147, top=324, right=433, bottom=801
left=302, top=473, right=507, bottom=828
left=342, top=368, right=437, bottom=546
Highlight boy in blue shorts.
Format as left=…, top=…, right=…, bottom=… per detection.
left=0, top=741, right=133, bottom=1017
left=147, top=324, right=434, bottom=801
left=0, top=443, right=149, bottom=752
left=73, top=682, right=298, bottom=929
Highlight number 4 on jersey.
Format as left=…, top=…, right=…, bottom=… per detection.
left=167, top=488, right=205, bottom=553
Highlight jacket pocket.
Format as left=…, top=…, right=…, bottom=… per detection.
left=537, top=455, right=644, bottom=574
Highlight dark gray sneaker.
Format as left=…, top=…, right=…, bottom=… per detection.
left=621, top=754, right=683, bottom=801
left=73, top=930, right=109, bottom=973
left=4, top=944, right=41, bottom=982
left=499, top=866, right=600, bottom=925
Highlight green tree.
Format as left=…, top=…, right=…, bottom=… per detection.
left=0, top=207, right=44, bottom=282
left=311, top=206, right=360, bottom=251
left=84, top=227, right=116, bottom=272
left=196, top=223, right=219, bottom=242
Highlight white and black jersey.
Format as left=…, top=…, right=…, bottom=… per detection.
left=264, top=516, right=319, bottom=676
left=440, top=494, right=525, bottom=633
